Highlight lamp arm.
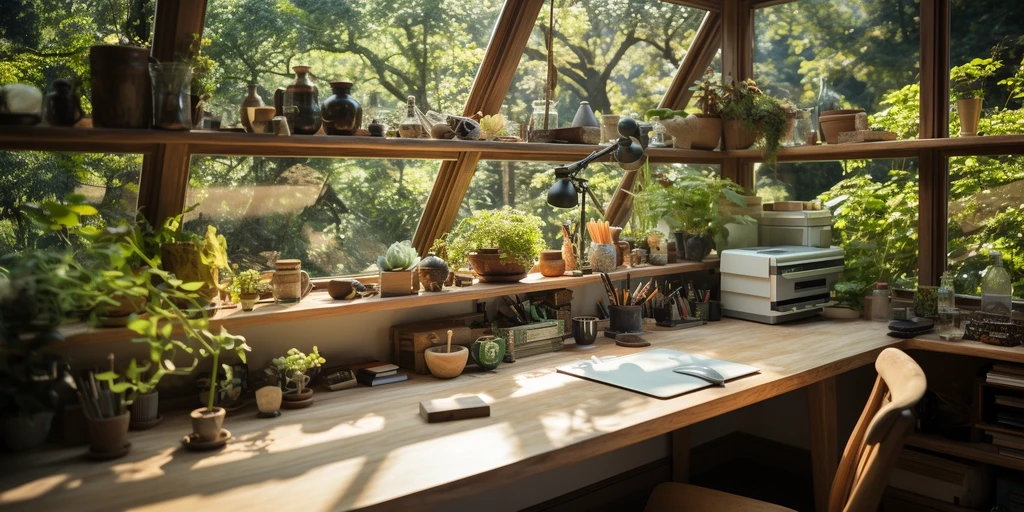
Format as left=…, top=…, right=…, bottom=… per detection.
left=581, top=181, right=605, bottom=219
left=567, top=143, right=618, bottom=175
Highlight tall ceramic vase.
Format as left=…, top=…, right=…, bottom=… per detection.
left=957, top=98, right=982, bottom=137
left=274, top=65, right=321, bottom=135
left=239, top=84, right=265, bottom=133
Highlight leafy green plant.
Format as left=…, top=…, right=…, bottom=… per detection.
left=376, top=240, right=420, bottom=271
left=689, top=67, right=722, bottom=116
left=634, top=170, right=752, bottom=244
left=441, top=207, right=546, bottom=270
left=720, top=77, right=790, bottom=166
left=196, top=327, right=249, bottom=412
left=270, top=347, right=325, bottom=394
left=228, top=269, right=270, bottom=300
left=184, top=33, right=217, bottom=101
left=951, top=57, right=1003, bottom=100
left=831, top=281, right=869, bottom=311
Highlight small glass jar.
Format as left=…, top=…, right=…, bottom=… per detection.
left=589, top=243, right=617, bottom=273
left=791, top=109, right=813, bottom=146
left=272, top=259, right=303, bottom=304
left=938, top=271, right=956, bottom=313
left=871, top=282, right=890, bottom=321
left=938, top=308, right=965, bottom=341
left=649, top=116, right=667, bottom=147
left=531, top=99, right=558, bottom=130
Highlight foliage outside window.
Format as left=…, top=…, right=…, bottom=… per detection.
left=185, top=157, right=437, bottom=278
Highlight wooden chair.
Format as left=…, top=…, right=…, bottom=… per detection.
left=645, top=347, right=927, bottom=512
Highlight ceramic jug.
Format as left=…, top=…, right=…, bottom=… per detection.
left=44, top=80, right=84, bottom=127
left=239, top=84, right=265, bottom=132
left=274, top=66, right=321, bottom=135
left=321, top=81, right=362, bottom=135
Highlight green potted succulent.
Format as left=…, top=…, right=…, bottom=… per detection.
left=719, top=77, right=790, bottom=165
left=951, top=57, right=1003, bottom=137
left=688, top=67, right=722, bottom=150
left=377, top=240, right=421, bottom=297
left=271, top=347, right=325, bottom=409
left=228, top=269, right=270, bottom=311
left=441, top=207, right=545, bottom=283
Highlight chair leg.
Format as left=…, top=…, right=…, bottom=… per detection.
left=671, top=427, right=691, bottom=483
left=808, top=377, right=838, bottom=512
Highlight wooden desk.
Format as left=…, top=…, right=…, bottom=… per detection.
left=0, top=318, right=1016, bottom=512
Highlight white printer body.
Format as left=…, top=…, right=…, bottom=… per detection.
left=721, top=245, right=844, bottom=324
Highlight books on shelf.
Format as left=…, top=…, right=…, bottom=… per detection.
left=991, top=432, right=1024, bottom=451
left=987, top=366, right=1024, bottom=389
left=996, top=395, right=1024, bottom=410
left=999, top=447, right=1024, bottom=460
left=998, top=411, right=1024, bottom=430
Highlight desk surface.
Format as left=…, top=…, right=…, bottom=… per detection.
left=0, top=318, right=1018, bottom=512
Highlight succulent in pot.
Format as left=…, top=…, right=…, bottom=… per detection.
left=228, top=269, right=271, bottom=311
left=439, top=207, right=545, bottom=283
left=377, top=240, right=421, bottom=297
left=271, top=347, right=325, bottom=409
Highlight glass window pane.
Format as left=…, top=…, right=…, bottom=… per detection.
left=502, top=2, right=710, bottom=132
left=754, top=0, right=920, bottom=138
left=947, top=154, right=1024, bottom=299
left=755, top=158, right=920, bottom=288
left=202, top=0, right=504, bottom=129
left=0, top=151, right=142, bottom=254
left=186, top=157, right=438, bottom=278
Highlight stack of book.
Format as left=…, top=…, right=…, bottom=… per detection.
left=985, top=364, right=1024, bottom=458
left=355, top=363, right=409, bottom=387
left=987, top=365, right=1024, bottom=388
left=494, top=320, right=565, bottom=362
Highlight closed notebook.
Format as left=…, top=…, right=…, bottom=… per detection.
left=556, top=348, right=760, bottom=399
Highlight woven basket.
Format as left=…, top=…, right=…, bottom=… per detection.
left=964, top=311, right=1024, bottom=347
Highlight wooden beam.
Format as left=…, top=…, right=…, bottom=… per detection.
left=920, top=0, right=950, bottom=139
left=807, top=376, right=838, bottom=512
left=918, top=149, right=947, bottom=287
left=721, top=0, right=753, bottom=83
left=412, top=0, right=545, bottom=255
left=659, top=0, right=722, bottom=13
left=659, top=11, right=723, bottom=110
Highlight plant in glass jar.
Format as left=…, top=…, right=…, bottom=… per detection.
left=439, top=207, right=545, bottom=283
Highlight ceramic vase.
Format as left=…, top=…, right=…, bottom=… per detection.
left=190, top=407, right=225, bottom=442
left=90, top=45, right=150, bottom=129
left=470, top=336, right=506, bottom=370
left=957, top=98, right=982, bottom=137
left=590, top=243, right=616, bottom=273
left=239, top=84, right=265, bottom=132
left=274, top=65, right=321, bottom=135
left=255, top=386, right=282, bottom=418
left=538, top=250, right=566, bottom=278
left=572, top=101, right=599, bottom=128
left=322, top=81, right=362, bottom=135
left=44, top=79, right=83, bottom=127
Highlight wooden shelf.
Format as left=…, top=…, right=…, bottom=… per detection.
left=60, top=260, right=718, bottom=347
left=728, top=134, right=1024, bottom=163
left=904, top=432, right=1024, bottom=472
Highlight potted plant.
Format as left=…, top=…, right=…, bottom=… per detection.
left=189, top=327, right=250, bottom=445
left=229, top=269, right=270, bottom=311
left=271, top=347, right=325, bottom=409
left=719, top=77, right=790, bottom=165
left=155, top=207, right=231, bottom=304
left=951, top=57, right=1003, bottom=137
left=377, top=241, right=421, bottom=297
left=824, top=281, right=869, bottom=319
left=441, top=207, right=545, bottom=283
left=688, top=68, right=723, bottom=150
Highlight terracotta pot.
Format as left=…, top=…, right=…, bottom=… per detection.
left=89, top=45, right=150, bottom=129
left=96, top=290, right=147, bottom=318
left=466, top=249, right=527, bottom=283
left=239, top=293, right=258, bottom=312
left=424, top=345, right=468, bottom=379
left=2, top=411, right=53, bottom=451
left=130, top=390, right=159, bottom=424
left=819, top=113, right=859, bottom=144
left=322, top=81, right=362, bottom=135
left=238, top=84, right=265, bottom=132
left=691, top=115, right=722, bottom=150
left=722, top=119, right=759, bottom=150
left=957, top=98, right=982, bottom=137
left=190, top=407, right=225, bottom=442
left=538, top=250, right=566, bottom=277
left=87, top=411, right=130, bottom=454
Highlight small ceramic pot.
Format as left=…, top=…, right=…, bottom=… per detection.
left=239, top=84, right=265, bottom=132
left=590, top=243, right=617, bottom=273
left=368, top=119, right=386, bottom=137
left=255, top=386, right=283, bottom=418
left=328, top=279, right=358, bottom=300
left=722, top=119, right=759, bottom=150
left=321, top=81, right=362, bottom=135
left=607, top=305, right=643, bottom=336
left=470, top=336, right=506, bottom=370
left=130, top=390, right=159, bottom=424
left=538, top=250, right=566, bottom=277
left=957, top=98, right=982, bottom=137
left=424, top=345, right=468, bottom=379
left=190, top=407, right=226, bottom=442
left=239, top=293, right=258, bottom=312
left=419, top=267, right=448, bottom=292
left=572, top=316, right=600, bottom=345
left=649, top=253, right=668, bottom=266
left=467, top=248, right=527, bottom=283
left=87, top=411, right=131, bottom=455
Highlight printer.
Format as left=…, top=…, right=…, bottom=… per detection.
left=721, top=245, right=844, bottom=324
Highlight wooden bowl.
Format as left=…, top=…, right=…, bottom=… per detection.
left=424, top=346, right=468, bottom=379
left=819, top=114, right=859, bottom=144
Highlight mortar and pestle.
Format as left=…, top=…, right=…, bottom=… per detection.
left=424, top=329, right=468, bottom=379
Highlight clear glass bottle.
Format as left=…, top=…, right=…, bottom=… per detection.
left=871, top=282, right=890, bottom=321
left=531, top=99, right=557, bottom=130
left=938, top=271, right=956, bottom=313
left=981, top=251, right=1014, bottom=318
left=397, top=95, right=425, bottom=139
left=649, top=116, right=666, bottom=147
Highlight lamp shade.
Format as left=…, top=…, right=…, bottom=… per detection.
left=547, top=178, right=578, bottom=208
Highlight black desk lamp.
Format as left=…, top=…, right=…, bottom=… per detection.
left=547, top=117, right=648, bottom=267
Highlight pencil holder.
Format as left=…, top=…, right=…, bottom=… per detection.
left=590, top=243, right=616, bottom=273
left=606, top=305, right=643, bottom=338
left=572, top=316, right=600, bottom=346
left=692, top=301, right=711, bottom=321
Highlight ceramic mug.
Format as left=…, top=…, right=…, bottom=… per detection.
left=271, top=269, right=313, bottom=303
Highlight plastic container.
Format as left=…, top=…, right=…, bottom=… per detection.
left=871, top=282, right=890, bottom=322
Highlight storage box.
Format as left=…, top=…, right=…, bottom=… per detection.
left=888, top=449, right=991, bottom=508
left=390, top=313, right=488, bottom=374
left=493, top=320, right=565, bottom=362
left=759, top=210, right=832, bottom=248
left=379, top=270, right=420, bottom=297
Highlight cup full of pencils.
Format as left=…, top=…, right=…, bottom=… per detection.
left=587, top=220, right=616, bottom=273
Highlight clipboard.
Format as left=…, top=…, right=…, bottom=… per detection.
left=556, top=348, right=760, bottom=399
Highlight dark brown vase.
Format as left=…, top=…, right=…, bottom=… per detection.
left=321, top=81, right=362, bottom=136
left=90, top=45, right=151, bottom=129
left=45, top=79, right=84, bottom=127
left=466, top=248, right=527, bottom=283
left=274, top=65, right=321, bottom=135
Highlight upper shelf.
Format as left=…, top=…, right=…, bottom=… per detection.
left=59, top=260, right=718, bottom=347
left=2, top=126, right=1022, bottom=163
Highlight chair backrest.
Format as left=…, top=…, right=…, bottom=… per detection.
left=827, top=348, right=927, bottom=512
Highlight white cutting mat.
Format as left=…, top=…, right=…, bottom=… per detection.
left=556, top=348, right=760, bottom=399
